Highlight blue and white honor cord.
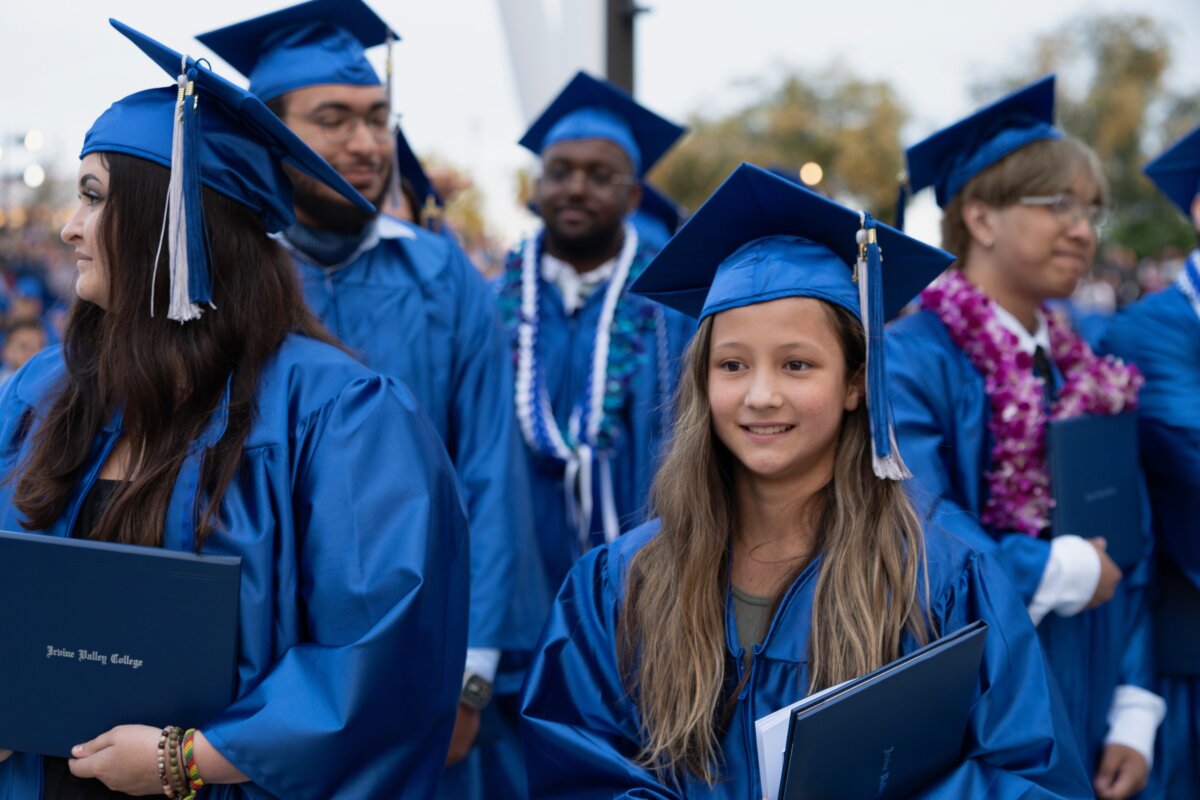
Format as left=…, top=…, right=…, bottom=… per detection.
left=515, top=222, right=640, bottom=552
left=1178, top=250, right=1200, bottom=322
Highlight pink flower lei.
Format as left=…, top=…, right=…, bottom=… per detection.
left=919, top=268, right=1143, bottom=536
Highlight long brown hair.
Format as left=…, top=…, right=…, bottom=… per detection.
left=617, top=302, right=931, bottom=784
left=12, top=152, right=338, bottom=548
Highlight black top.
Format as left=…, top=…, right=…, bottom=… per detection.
left=43, top=479, right=137, bottom=800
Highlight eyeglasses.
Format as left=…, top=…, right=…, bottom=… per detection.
left=540, top=166, right=639, bottom=191
left=1018, top=194, right=1110, bottom=232
left=295, top=110, right=393, bottom=146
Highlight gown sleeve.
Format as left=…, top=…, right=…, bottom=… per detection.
left=448, top=249, right=548, bottom=653
left=200, top=376, right=471, bottom=799
left=1101, top=293, right=1200, bottom=578
left=917, top=546, right=1093, bottom=799
left=887, top=323, right=1052, bottom=604
left=520, top=542, right=685, bottom=800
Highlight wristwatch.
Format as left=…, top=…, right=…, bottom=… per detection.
left=460, top=672, right=494, bottom=710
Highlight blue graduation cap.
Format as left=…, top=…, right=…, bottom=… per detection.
left=196, top=0, right=397, bottom=102
left=897, top=75, right=1061, bottom=229
left=393, top=125, right=444, bottom=232
left=1143, top=124, right=1200, bottom=217
left=632, top=163, right=955, bottom=479
left=85, top=19, right=375, bottom=322
left=631, top=182, right=686, bottom=252
left=519, top=71, right=685, bottom=177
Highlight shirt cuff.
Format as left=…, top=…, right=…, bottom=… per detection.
left=464, top=647, right=501, bottom=684
left=1105, top=684, right=1167, bottom=767
left=1028, top=535, right=1102, bottom=626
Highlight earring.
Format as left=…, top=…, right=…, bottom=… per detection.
left=982, top=238, right=994, bottom=249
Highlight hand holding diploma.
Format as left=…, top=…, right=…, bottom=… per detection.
left=1093, top=743, right=1149, bottom=800
left=1086, top=538, right=1123, bottom=609
left=67, top=725, right=162, bottom=795
left=68, top=724, right=248, bottom=793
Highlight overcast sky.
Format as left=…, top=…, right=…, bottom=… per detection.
left=3, top=0, right=1198, bottom=245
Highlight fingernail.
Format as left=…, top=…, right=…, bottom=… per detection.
left=71, top=745, right=82, bottom=755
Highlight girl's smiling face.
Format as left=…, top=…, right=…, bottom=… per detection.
left=707, top=296, right=861, bottom=491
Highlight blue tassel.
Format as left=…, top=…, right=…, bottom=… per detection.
left=864, top=216, right=889, bottom=461
left=856, top=213, right=908, bottom=480
left=894, top=180, right=909, bottom=231
left=181, top=73, right=212, bottom=307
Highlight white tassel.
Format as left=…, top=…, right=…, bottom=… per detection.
left=166, top=64, right=202, bottom=323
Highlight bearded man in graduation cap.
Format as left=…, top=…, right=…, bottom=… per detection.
left=486, top=72, right=695, bottom=798
left=196, top=2, right=546, bottom=794
left=1099, top=124, right=1200, bottom=800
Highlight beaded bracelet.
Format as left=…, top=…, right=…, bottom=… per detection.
left=156, top=726, right=182, bottom=798
left=167, top=726, right=188, bottom=798
left=181, top=728, right=205, bottom=800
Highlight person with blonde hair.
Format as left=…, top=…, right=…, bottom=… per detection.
left=887, top=76, right=1164, bottom=800
left=518, top=163, right=1091, bottom=798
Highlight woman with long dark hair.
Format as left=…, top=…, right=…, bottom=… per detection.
left=518, top=164, right=1091, bottom=798
left=0, top=22, right=469, bottom=799
left=887, top=76, right=1162, bottom=800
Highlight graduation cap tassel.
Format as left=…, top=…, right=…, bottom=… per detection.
left=181, top=69, right=214, bottom=313
left=857, top=213, right=910, bottom=481
left=384, top=30, right=404, bottom=214
left=163, top=60, right=204, bottom=323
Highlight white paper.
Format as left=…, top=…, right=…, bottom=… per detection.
left=754, top=680, right=851, bottom=800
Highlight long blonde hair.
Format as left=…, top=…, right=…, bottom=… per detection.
left=617, top=301, right=931, bottom=784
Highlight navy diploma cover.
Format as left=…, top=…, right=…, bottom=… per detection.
left=0, top=531, right=240, bottom=757
left=777, top=621, right=988, bottom=800
left=1046, top=412, right=1144, bottom=570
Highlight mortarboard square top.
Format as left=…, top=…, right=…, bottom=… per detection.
left=84, top=19, right=374, bottom=235
left=196, top=0, right=397, bottom=102
left=519, top=71, right=685, bottom=177
left=905, top=75, right=1061, bottom=209
left=630, top=163, right=954, bottom=322
left=1143, top=124, right=1200, bottom=217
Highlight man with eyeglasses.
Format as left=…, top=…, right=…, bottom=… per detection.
left=1100, top=124, right=1200, bottom=799
left=196, top=2, right=547, bottom=793
left=887, top=75, right=1164, bottom=800
left=488, top=71, right=694, bottom=797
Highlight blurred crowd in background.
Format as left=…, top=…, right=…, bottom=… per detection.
left=2, top=10, right=1197, bottom=383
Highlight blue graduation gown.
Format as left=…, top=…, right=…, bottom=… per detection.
left=289, top=216, right=547, bottom=655
left=886, top=308, right=1156, bottom=772
left=1100, top=281, right=1200, bottom=797
left=0, top=336, right=470, bottom=800
left=519, top=518, right=1092, bottom=798
left=494, top=235, right=695, bottom=600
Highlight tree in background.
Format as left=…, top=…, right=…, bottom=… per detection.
left=649, top=65, right=908, bottom=221
left=646, top=13, right=1199, bottom=261
left=972, top=13, right=1199, bottom=257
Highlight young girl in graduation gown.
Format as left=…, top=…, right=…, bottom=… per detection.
left=1099, top=124, right=1200, bottom=798
left=0, top=22, right=469, bottom=800
left=519, top=163, right=1091, bottom=799
left=886, top=76, right=1163, bottom=800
